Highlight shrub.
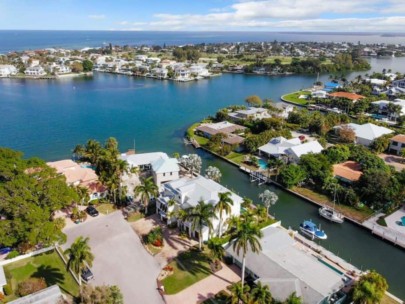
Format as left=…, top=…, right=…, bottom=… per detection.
left=3, top=284, right=12, bottom=296
left=146, top=227, right=163, bottom=246
left=6, top=250, right=19, bottom=260
left=18, top=277, right=47, bottom=296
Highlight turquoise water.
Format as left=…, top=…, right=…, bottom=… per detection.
left=258, top=159, right=268, bottom=170
left=0, top=71, right=405, bottom=299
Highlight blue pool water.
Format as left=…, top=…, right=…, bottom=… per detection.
left=258, top=159, right=268, bottom=170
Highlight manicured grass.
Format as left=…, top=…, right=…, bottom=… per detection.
left=292, top=186, right=374, bottom=222
left=161, top=249, right=212, bottom=295
left=127, top=212, right=144, bottom=222
left=96, top=203, right=116, bottom=215
left=225, top=152, right=245, bottom=165
left=186, top=122, right=200, bottom=139
left=4, top=251, right=79, bottom=299
left=258, top=217, right=278, bottom=229
left=282, top=91, right=311, bottom=105
left=195, top=135, right=209, bottom=146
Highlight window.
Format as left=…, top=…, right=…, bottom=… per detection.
left=170, top=172, right=173, bottom=176
left=402, top=143, right=405, bottom=148
left=163, top=173, right=166, bottom=177
left=392, top=141, right=398, bottom=146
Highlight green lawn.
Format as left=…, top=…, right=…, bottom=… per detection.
left=195, top=135, right=209, bottom=146
left=4, top=251, right=79, bottom=300
left=96, top=203, right=116, bottom=215
left=161, top=249, right=212, bottom=295
left=281, top=91, right=311, bottom=105
left=186, top=122, right=200, bottom=139
left=225, top=152, right=245, bottom=165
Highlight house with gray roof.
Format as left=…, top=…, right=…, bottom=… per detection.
left=333, top=123, right=393, bottom=147
left=151, top=157, right=179, bottom=187
left=258, top=137, right=302, bottom=159
left=226, top=227, right=344, bottom=303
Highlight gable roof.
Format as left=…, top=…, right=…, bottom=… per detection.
left=151, top=158, right=179, bottom=174
left=342, top=123, right=393, bottom=141
left=286, top=141, right=324, bottom=158
left=121, top=152, right=169, bottom=167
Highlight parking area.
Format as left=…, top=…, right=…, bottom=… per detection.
left=63, top=212, right=163, bottom=304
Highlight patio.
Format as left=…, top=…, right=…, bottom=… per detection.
left=385, top=207, right=405, bottom=234
left=131, top=214, right=198, bottom=266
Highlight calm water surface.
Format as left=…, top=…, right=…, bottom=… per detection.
left=0, top=68, right=404, bottom=299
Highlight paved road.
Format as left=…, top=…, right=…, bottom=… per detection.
left=63, top=212, right=163, bottom=304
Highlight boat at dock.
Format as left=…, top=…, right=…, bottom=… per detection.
left=319, top=207, right=344, bottom=224
left=299, top=220, right=327, bottom=240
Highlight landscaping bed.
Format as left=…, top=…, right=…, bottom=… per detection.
left=3, top=250, right=79, bottom=301
left=161, top=249, right=212, bottom=295
left=96, top=202, right=116, bottom=214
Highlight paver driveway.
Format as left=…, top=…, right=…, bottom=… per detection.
left=63, top=212, right=163, bottom=304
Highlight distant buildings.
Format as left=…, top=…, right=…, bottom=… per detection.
left=0, top=64, right=17, bottom=77
left=24, top=66, right=46, bottom=76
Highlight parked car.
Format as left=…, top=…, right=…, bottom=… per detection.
left=86, top=206, right=99, bottom=217
left=81, top=267, right=94, bottom=282
left=0, top=247, right=11, bottom=255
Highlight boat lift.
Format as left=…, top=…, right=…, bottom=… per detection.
left=250, top=171, right=268, bottom=186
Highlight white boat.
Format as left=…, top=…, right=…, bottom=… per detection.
left=319, top=185, right=344, bottom=224
left=319, top=207, right=344, bottom=223
left=299, top=220, right=327, bottom=240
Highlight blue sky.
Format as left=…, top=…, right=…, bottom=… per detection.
left=1, top=0, right=405, bottom=31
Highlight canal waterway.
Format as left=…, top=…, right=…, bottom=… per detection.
left=1, top=61, right=405, bottom=299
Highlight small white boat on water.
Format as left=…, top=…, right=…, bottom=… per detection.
left=299, top=220, right=327, bottom=240
left=319, top=206, right=344, bottom=224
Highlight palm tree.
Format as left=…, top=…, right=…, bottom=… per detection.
left=84, top=139, right=102, bottom=165
left=73, top=144, right=85, bottom=161
left=229, top=217, right=263, bottom=289
left=75, top=185, right=89, bottom=206
left=268, top=158, right=284, bottom=181
left=187, top=200, right=217, bottom=250
left=65, top=236, right=94, bottom=286
left=241, top=197, right=253, bottom=209
left=134, top=177, right=158, bottom=213
left=284, top=292, right=302, bottom=304
left=352, top=270, right=388, bottom=304
left=215, top=192, right=234, bottom=237
left=228, top=282, right=250, bottom=304
left=251, top=281, right=272, bottom=304
left=259, top=190, right=278, bottom=217
left=207, top=237, right=225, bottom=263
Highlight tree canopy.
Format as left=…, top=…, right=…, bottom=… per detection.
left=0, top=148, right=78, bottom=250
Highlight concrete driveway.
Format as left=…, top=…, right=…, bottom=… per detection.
left=63, top=212, right=163, bottom=304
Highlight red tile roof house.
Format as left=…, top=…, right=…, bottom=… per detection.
left=333, top=161, right=363, bottom=184
left=47, top=159, right=107, bottom=201
left=196, top=121, right=246, bottom=152
left=328, top=92, right=365, bottom=102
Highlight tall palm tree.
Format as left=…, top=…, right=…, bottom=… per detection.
left=251, top=281, right=272, bottom=304
left=215, top=192, right=234, bottom=237
left=207, top=237, right=225, bottom=263
left=187, top=200, right=217, bottom=250
left=65, top=236, right=94, bottom=286
left=134, top=177, right=158, bottom=212
left=75, top=185, right=89, bottom=206
left=229, top=217, right=263, bottom=289
left=241, top=197, right=253, bottom=209
left=84, top=139, right=102, bottom=165
left=73, top=144, right=85, bottom=161
left=259, top=190, right=278, bottom=218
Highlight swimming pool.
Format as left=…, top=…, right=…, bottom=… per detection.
left=258, top=159, right=268, bottom=170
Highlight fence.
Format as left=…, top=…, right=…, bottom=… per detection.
left=0, top=246, right=54, bottom=266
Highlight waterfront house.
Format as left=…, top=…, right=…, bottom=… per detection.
left=328, top=92, right=365, bottom=103
left=174, top=67, right=192, bottom=81
left=392, top=78, right=405, bottom=89
left=189, top=64, right=210, bottom=77
left=156, top=175, right=242, bottom=240
left=151, top=67, right=168, bottom=79
left=371, top=99, right=405, bottom=120
left=273, top=103, right=294, bottom=119
left=258, top=137, right=302, bottom=159
left=47, top=159, right=107, bottom=201
left=333, top=123, right=393, bottom=147
left=0, top=64, right=17, bottom=77
left=121, top=152, right=169, bottom=171
left=387, top=86, right=405, bottom=98
left=311, top=90, right=328, bottom=98
left=151, top=157, right=180, bottom=187
left=333, top=161, right=362, bottom=184
left=228, top=107, right=271, bottom=121
left=389, top=134, right=405, bottom=155
left=285, top=140, right=324, bottom=163
left=195, top=121, right=246, bottom=138
left=225, top=226, right=344, bottom=303
left=365, top=78, right=387, bottom=86
left=24, top=66, right=46, bottom=77
left=323, top=82, right=342, bottom=92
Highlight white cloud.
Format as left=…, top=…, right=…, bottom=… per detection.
left=116, top=0, right=405, bottom=31
left=88, top=14, right=105, bottom=20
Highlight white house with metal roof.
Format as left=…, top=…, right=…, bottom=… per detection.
left=151, top=158, right=180, bottom=187
left=334, top=123, right=393, bottom=147
left=226, top=226, right=344, bottom=303
left=285, top=140, right=324, bottom=163
left=258, top=137, right=302, bottom=159
left=121, top=152, right=169, bottom=170
left=156, top=176, right=242, bottom=240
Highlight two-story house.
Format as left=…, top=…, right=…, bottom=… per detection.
left=389, top=134, right=405, bottom=155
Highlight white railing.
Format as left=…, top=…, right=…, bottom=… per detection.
left=0, top=246, right=54, bottom=266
